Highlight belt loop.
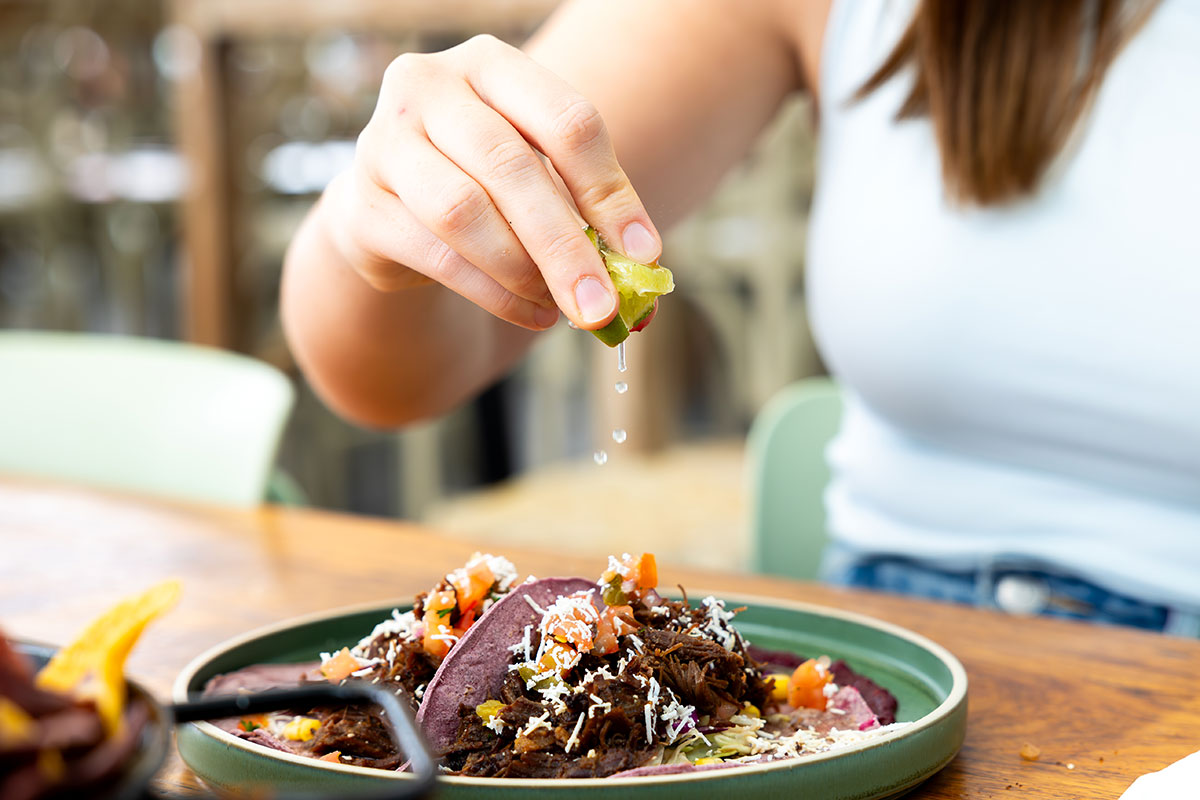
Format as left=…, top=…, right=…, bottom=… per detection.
left=976, top=556, right=997, bottom=609
left=1164, top=609, right=1200, bottom=638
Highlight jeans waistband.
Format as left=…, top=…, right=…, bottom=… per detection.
left=821, top=546, right=1200, bottom=635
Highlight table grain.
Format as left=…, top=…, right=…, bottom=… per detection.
left=2, top=477, right=1198, bottom=799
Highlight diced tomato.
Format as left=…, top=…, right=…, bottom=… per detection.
left=544, top=594, right=596, bottom=651
left=592, top=604, right=639, bottom=655
left=456, top=608, right=477, bottom=633
left=319, top=648, right=362, bottom=684
left=537, top=641, right=579, bottom=676
left=787, top=658, right=833, bottom=711
left=609, top=605, right=638, bottom=635
left=633, top=554, right=657, bottom=591
left=422, top=589, right=459, bottom=658
left=238, top=714, right=269, bottom=732
left=593, top=625, right=618, bottom=656
left=605, top=553, right=658, bottom=597
left=452, top=561, right=495, bottom=614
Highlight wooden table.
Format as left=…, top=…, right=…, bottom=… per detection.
left=3, top=478, right=1198, bottom=798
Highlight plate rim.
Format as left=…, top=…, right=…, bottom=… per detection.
left=174, top=590, right=968, bottom=789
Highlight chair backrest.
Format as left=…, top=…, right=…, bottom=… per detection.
left=747, top=377, right=844, bottom=580
left=0, top=331, right=294, bottom=508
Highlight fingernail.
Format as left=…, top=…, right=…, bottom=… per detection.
left=622, top=222, right=660, bottom=263
left=574, top=276, right=616, bottom=326
left=533, top=305, right=560, bottom=329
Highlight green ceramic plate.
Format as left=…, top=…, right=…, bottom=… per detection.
left=174, top=594, right=967, bottom=799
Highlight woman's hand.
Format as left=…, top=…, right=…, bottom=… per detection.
left=283, top=0, right=804, bottom=428
left=324, top=33, right=663, bottom=332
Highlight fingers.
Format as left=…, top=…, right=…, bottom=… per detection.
left=353, top=37, right=661, bottom=331
left=419, top=79, right=619, bottom=329
left=457, top=35, right=663, bottom=265
left=334, top=169, right=561, bottom=331
left=372, top=127, right=556, bottom=311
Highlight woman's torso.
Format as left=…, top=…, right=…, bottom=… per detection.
left=804, top=0, right=1200, bottom=607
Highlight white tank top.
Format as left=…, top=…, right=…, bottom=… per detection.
left=807, top=0, right=1200, bottom=608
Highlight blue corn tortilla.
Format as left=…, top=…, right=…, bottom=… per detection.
left=416, top=577, right=596, bottom=752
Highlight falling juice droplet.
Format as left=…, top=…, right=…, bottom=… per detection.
left=612, top=428, right=627, bottom=444
left=617, top=341, right=627, bottom=373
left=567, top=320, right=579, bottom=329
left=615, top=381, right=628, bottom=394
left=593, top=449, right=608, bottom=466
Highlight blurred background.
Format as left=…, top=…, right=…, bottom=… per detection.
left=0, top=0, right=823, bottom=569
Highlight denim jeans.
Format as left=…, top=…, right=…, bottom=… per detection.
left=821, top=543, right=1200, bottom=636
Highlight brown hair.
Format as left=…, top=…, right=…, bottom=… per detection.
left=857, top=0, right=1159, bottom=205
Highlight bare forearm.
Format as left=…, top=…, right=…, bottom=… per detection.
left=526, top=0, right=803, bottom=229
left=280, top=0, right=816, bottom=431
left=281, top=187, right=537, bottom=429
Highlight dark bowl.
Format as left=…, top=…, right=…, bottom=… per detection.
left=15, top=641, right=172, bottom=800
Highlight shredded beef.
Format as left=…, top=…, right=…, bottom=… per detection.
left=631, top=628, right=769, bottom=719
left=356, top=636, right=436, bottom=714
left=437, top=589, right=899, bottom=779
left=496, top=696, right=545, bottom=729
left=439, top=602, right=771, bottom=777
left=308, top=707, right=402, bottom=769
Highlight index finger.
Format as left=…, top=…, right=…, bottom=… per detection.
left=456, top=36, right=663, bottom=266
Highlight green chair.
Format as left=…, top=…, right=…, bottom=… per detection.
left=0, top=331, right=298, bottom=508
left=747, top=376, right=844, bottom=580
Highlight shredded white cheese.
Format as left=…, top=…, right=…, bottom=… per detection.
left=519, top=711, right=552, bottom=738
left=658, top=688, right=697, bottom=743
left=749, top=721, right=910, bottom=760
left=350, top=664, right=379, bottom=678
left=642, top=676, right=662, bottom=741
left=537, top=679, right=572, bottom=714
left=699, top=596, right=738, bottom=650
left=564, top=713, right=586, bottom=753
left=538, top=592, right=599, bottom=645
left=350, top=609, right=418, bottom=658
left=509, top=624, right=533, bottom=661
left=429, top=625, right=460, bottom=646
left=586, top=693, right=612, bottom=719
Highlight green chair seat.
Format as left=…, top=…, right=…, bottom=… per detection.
left=0, top=331, right=297, bottom=508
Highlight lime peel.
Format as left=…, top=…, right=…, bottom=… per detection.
left=584, top=226, right=674, bottom=347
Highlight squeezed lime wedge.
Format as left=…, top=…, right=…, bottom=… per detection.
left=585, top=226, right=674, bottom=347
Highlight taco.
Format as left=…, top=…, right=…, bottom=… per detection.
left=201, top=552, right=523, bottom=766
left=200, top=553, right=906, bottom=777
left=415, top=577, right=596, bottom=753
left=426, top=553, right=904, bottom=778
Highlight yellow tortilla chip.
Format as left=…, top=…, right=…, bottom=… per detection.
left=0, top=697, right=35, bottom=746
left=36, top=579, right=181, bottom=733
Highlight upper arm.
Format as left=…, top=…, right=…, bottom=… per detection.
left=525, top=0, right=826, bottom=231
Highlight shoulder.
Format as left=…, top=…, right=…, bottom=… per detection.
left=766, top=0, right=836, bottom=100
